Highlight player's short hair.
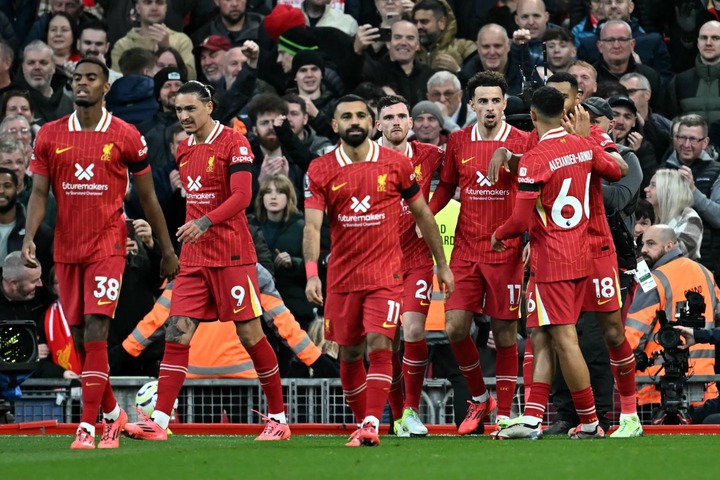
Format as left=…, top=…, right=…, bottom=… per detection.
left=467, top=71, right=508, bottom=98
left=255, top=174, right=298, bottom=223
left=547, top=72, right=579, bottom=93
left=334, top=94, right=372, bottom=118
left=76, top=57, right=109, bottom=81
left=282, top=93, right=307, bottom=115
left=375, top=95, right=411, bottom=118
left=118, top=47, right=156, bottom=76
left=0, top=134, right=27, bottom=156
left=677, top=113, right=708, bottom=137
left=0, top=167, right=18, bottom=187
left=177, top=80, right=215, bottom=104
left=247, top=93, right=288, bottom=124
left=531, top=86, right=565, bottom=119
left=412, top=0, right=447, bottom=19
left=635, top=198, right=655, bottom=224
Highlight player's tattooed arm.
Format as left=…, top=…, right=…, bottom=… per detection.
left=177, top=216, right=213, bottom=244
left=165, top=316, right=200, bottom=344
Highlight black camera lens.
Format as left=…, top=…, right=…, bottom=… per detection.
left=656, top=327, right=681, bottom=349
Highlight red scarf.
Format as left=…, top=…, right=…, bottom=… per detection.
left=44, top=301, right=82, bottom=375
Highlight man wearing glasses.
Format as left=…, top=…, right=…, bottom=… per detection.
left=425, top=71, right=475, bottom=130
left=662, top=114, right=720, bottom=277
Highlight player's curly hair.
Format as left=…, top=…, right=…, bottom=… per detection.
left=531, top=86, right=565, bottom=119
left=467, top=71, right=508, bottom=98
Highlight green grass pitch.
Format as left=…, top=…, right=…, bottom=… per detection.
left=1, top=434, right=716, bottom=480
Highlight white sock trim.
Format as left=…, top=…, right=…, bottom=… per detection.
left=151, top=411, right=170, bottom=429
left=268, top=412, right=287, bottom=424
left=103, top=403, right=120, bottom=421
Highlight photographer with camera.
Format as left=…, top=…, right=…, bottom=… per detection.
left=625, top=225, right=719, bottom=422
left=674, top=325, right=720, bottom=424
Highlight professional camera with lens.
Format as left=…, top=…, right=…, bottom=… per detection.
left=634, top=291, right=706, bottom=424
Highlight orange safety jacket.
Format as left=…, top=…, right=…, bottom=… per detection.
left=44, top=301, right=82, bottom=375
left=625, top=248, right=719, bottom=405
left=122, top=264, right=321, bottom=378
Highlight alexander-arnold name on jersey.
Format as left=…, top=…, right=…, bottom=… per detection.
left=548, top=149, right=593, bottom=171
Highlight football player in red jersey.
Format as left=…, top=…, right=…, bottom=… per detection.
left=124, top=78, right=290, bottom=442
left=427, top=71, right=530, bottom=433
left=375, top=95, right=444, bottom=437
left=22, top=57, right=179, bottom=449
left=491, top=86, right=622, bottom=440
left=303, top=95, right=454, bottom=446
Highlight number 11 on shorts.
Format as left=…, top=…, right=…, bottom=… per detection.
left=384, top=300, right=400, bottom=327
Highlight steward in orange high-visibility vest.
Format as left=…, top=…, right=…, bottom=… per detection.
left=625, top=246, right=719, bottom=405
left=122, top=264, right=322, bottom=378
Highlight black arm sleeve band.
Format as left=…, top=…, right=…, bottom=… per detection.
left=519, top=183, right=541, bottom=192
left=400, top=182, right=420, bottom=200
left=128, top=159, right=150, bottom=173
left=229, top=163, right=252, bottom=174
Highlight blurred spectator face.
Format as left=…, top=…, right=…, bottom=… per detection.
left=377, top=102, right=412, bottom=146
left=286, top=101, right=308, bottom=136
left=619, top=76, right=650, bottom=115
left=643, top=174, right=657, bottom=207
left=588, top=113, right=615, bottom=136
left=169, top=129, right=188, bottom=157
left=546, top=38, right=576, bottom=71
left=277, top=51, right=293, bottom=74
left=611, top=105, right=635, bottom=142
left=4, top=96, right=33, bottom=124
left=48, top=15, right=74, bottom=56
left=590, top=0, right=605, bottom=20
left=159, top=80, right=183, bottom=111
left=200, top=49, right=226, bottom=83
left=634, top=215, right=652, bottom=240
left=0, top=149, right=26, bottom=188
left=414, top=8, right=444, bottom=48
left=569, top=64, right=597, bottom=100
left=4, top=264, right=43, bottom=301
left=515, top=0, right=550, bottom=40
left=22, top=48, right=55, bottom=93
left=389, top=21, right=420, bottom=64
left=0, top=171, right=18, bottom=214
left=476, top=25, right=510, bottom=72
left=698, top=21, right=720, bottom=65
left=598, top=23, right=635, bottom=64
left=673, top=124, right=709, bottom=164
left=413, top=113, right=441, bottom=144
left=469, top=85, right=505, bottom=131
left=136, top=0, right=167, bottom=25
left=78, top=28, right=109, bottom=59
left=375, top=0, right=401, bottom=19
left=224, top=47, right=246, bottom=84
left=295, top=65, right=322, bottom=96
left=603, top=0, right=633, bottom=21
left=254, top=112, right=281, bottom=151
left=156, top=50, right=178, bottom=71
left=217, top=0, right=247, bottom=25
left=263, top=181, right=288, bottom=216
left=2, top=118, right=32, bottom=148
left=51, top=0, right=83, bottom=19
left=428, top=79, right=462, bottom=116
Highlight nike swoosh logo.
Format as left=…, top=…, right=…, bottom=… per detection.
left=461, top=156, right=474, bottom=164
left=86, top=383, right=101, bottom=387
left=97, top=300, right=113, bottom=306
left=179, top=161, right=189, bottom=167
left=597, top=298, right=612, bottom=305
left=381, top=322, right=396, bottom=329
left=619, top=369, right=633, bottom=376
left=233, top=307, right=246, bottom=314
left=420, top=301, right=431, bottom=306
left=510, top=305, right=520, bottom=311
left=331, top=182, right=347, bottom=191
left=55, top=146, right=73, bottom=154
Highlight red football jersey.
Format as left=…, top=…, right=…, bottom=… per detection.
left=305, top=140, right=420, bottom=292
left=517, top=128, right=620, bottom=282
left=440, top=122, right=529, bottom=263
left=176, top=122, right=257, bottom=267
left=393, top=140, right=444, bottom=270
left=31, top=109, right=148, bottom=263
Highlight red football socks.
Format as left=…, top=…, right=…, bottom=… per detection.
left=495, top=344, right=518, bottom=417
left=340, top=357, right=367, bottom=423
left=450, top=336, right=487, bottom=397
left=571, top=386, right=599, bottom=426
left=402, top=339, right=428, bottom=411
left=523, top=341, right=534, bottom=403
left=609, top=340, right=638, bottom=414
left=247, top=336, right=285, bottom=414
left=388, top=351, right=404, bottom=420
left=80, top=341, right=110, bottom=426
left=155, top=342, right=189, bottom=415
left=523, top=381, right=550, bottom=420
left=365, top=350, right=393, bottom=421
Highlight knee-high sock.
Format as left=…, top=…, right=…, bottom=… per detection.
left=402, top=339, right=428, bottom=411
left=80, top=341, right=110, bottom=426
left=155, top=342, right=189, bottom=416
left=388, top=351, right=404, bottom=420
left=523, top=381, right=550, bottom=421
left=247, top=336, right=285, bottom=415
left=340, top=357, right=367, bottom=424
left=450, top=336, right=486, bottom=397
left=365, top=350, right=393, bottom=421
left=609, top=340, right=637, bottom=415
left=495, top=344, right=518, bottom=417
left=571, top=386, right=598, bottom=426
left=523, top=341, right=534, bottom=404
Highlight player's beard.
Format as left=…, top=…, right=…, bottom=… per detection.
left=340, top=126, right=368, bottom=148
left=74, top=97, right=100, bottom=107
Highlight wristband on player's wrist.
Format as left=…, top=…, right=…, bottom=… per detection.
left=305, top=261, right=319, bottom=279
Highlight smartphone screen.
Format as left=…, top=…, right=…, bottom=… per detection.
left=379, top=27, right=392, bottom=42
left=126, top=219, right=135, bottom=238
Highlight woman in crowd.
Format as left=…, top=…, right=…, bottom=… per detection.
left=154, top=46, right=189, bottom=79
left=45, top=12, right=80, bottom=72
left=644, top=168, right=703, bottom=260
left=0, top=90, right=39, bottom=135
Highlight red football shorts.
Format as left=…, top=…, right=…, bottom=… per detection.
left=324, top=284, right=403, bottom=346
left=169, top=264, right=262, bottom=322
left=582, top=254, right=623, bottom=313
left=444, top=258, right=523, bottom=320
left=402, top=263, right=434, bottom=316
left=56, top=256, right=126, bottom=327
left=526, top=276, right=587, bottom=328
